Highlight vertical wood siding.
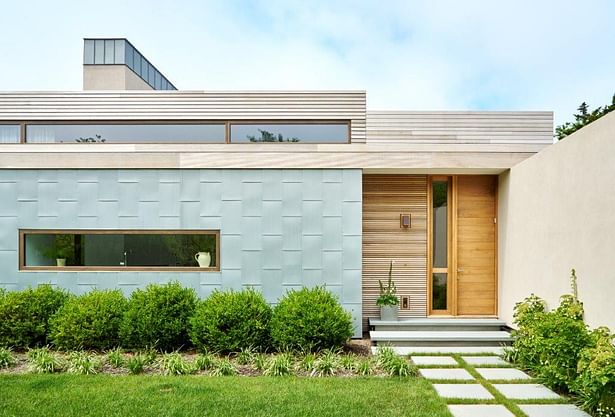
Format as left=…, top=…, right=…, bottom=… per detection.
left=362, top=175, right=428, bottom=327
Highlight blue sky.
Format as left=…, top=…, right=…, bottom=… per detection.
left=0, top=0, right=614, bottom=125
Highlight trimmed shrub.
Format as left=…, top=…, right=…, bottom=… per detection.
left=120, top=282, right=197, bottom=351
left=49, top=289, right=127, bottom=351
left=0, top=285, right=70, bottom=348
left=270, top=287, right=353, bottom=352
left=190, top=288, right=272, bottom=353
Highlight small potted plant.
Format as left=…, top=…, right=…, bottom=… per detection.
left=43, top=235, right=73, bottom=267
left=377, top=261, right=399, bottom=321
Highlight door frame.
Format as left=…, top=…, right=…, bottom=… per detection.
left=427, top=175, right=498, bottom=317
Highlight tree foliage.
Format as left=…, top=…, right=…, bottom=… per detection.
left=555, top=94, right=615, bottom=140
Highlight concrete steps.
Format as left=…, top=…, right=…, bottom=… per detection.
left=368, top=318, right=513, bottom=351
left=371, top=346, right=505, bottom=355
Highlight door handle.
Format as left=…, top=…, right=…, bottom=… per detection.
left=457, top=268, right=464, bottom=273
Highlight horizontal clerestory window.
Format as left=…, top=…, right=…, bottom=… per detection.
left=25, top=124, right=226, bottom=143
left=20, top=230, right=219, bottom=271
left=230, top=123, right=349, bottom=143
left=0, top=125, right=20, bottom=143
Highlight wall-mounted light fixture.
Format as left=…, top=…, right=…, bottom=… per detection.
left=400, top=213, right=411, bottom=228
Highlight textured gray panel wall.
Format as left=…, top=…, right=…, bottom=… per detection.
left=0, top=169, right=363, bottom=336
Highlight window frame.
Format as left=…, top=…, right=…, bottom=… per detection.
left=14, top=120, right=352, bottom=144
left=19, top=229, right=221, bottom=272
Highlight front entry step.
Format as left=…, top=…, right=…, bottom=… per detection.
left=370, top=330, right=512, bottom=347
left=371, top=346, right=506, bottom=355
left=369, top=318, right=507, bottom=332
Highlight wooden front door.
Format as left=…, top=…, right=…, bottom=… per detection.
left=456, top=175, right=497, bottom=315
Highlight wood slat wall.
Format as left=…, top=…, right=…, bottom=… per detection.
left=0, top=91, right=367, bottom=143
left=362, top=175, right=428, bottom=327
left=367, top=111, right=553, bottom=146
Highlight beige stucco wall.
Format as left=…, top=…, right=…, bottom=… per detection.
left=83, top=65, right=152, bottom=90
left=498, top=111, right=615, bottom=330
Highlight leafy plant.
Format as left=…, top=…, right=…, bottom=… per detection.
left=376, top=261, right=398, bottom=306
left=236, top=347, right=256, bottom=365
left=0, top=347, right=16, bottom=368
left=270, top=286, right=353, bottom=352
left=376, top=346, right=416, bottom=377
left=126, top=354, right=147, bottom=375
left=27, top=347, right=62, bottom=373
left=0, top=285, right=70, bottom=348
left=299, top=353, right=317, bottom=373
left=264, top=353, right=294, bottom=376
left=120, top=282, right=197, bottom=351
left=356, top=358, right=373, bottom=376
left=49, top=289, right=127, bottom=350
left=42, top=234, right=75, bottom=262
left=574, top=328, right=615, bottom=416
left=195, top=353, right=216, bottom=371
left=106, top=347, right=125, bottom=368
left=160, top=352, right=194, bottom=375
left=339, top=354, right=358, bottom=372
left=253, top=353, right=267, bottom=372
left=66, top=351, right=101, bottom=375
left=312, top=350, right=340, bottom=377
left=190, top=288, right=271, bottom=353
left=210, top=358, right=237, bottom=376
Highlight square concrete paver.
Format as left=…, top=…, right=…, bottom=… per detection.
left=493, top=384, right=560, bottom=400
left=461, top=356, right=509, bottom=366
left=433, top=384, right=494, bottom=400
left=475, top=368, right=531, bottom=380
left=448, top=405, right=514, bottom=417
left=411, top=356, right=458, bottom=366
left=420, top=368, right=474, bottom=380
left=519, top=405, right=591, bottom=417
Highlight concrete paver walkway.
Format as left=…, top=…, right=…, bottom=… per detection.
left=408, top=352, right=591, bottom=417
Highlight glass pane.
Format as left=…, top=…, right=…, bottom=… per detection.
left=24, top=232, right=217, bottom=268
left=432, top=273, right=448, bottom=310
left=148, top=63, right=155, bottom=85
left=133, top=51, right=142, bottom=75
left=114, top=39, right=125, bottom=64
left=155, top=71, right=161, bottom=90
left=230, top=123, right=349, bottom=143
left=94, top=40, right=104, bottom=64
left=0, top=125, right=20, bottom=143
left=141, top=56, right=147, bottom=79
left=104, top=40, right=114, bottom=64
left=83, top=40, right=94, bottom=64
left=26, top=124, right=225, bottom=143
left=432, top=181, right=448, bottom=268
left=125, top=43, right=134, bottom=70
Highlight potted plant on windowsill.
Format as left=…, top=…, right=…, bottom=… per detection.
left=43, top=235, right=73, bottom=267
left=377, top=261, right=399, bottom=321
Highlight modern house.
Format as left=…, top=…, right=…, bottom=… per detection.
left=1, top=39, right=613, bottom=342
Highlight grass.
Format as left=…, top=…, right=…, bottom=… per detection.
left=0, top=375, right=451, bottom=417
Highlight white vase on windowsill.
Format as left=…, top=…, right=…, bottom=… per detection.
left=194, top=252, right=211, bottom=268
left=56, top=258, right=66, bottom=267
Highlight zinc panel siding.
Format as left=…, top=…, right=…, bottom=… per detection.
left=362, top=175, right=428, bottom=327
left=0, top=168, right=363, bottom=336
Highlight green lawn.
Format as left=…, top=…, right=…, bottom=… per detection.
left=0, top=375, right=451, bottom=417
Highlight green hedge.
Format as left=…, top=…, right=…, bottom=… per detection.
left=190, top=288, right=272, bottom=353
left=49, top=289, right=127, bottom=350
left=270, top=287, right=353, bottom=352
left=0, top=284, right=354, bottom=358
left=119, top=282, right=197, bottom=352
left=507, top=271, right=615, bottom=416
left=0, top=285, right=70, bottom=348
